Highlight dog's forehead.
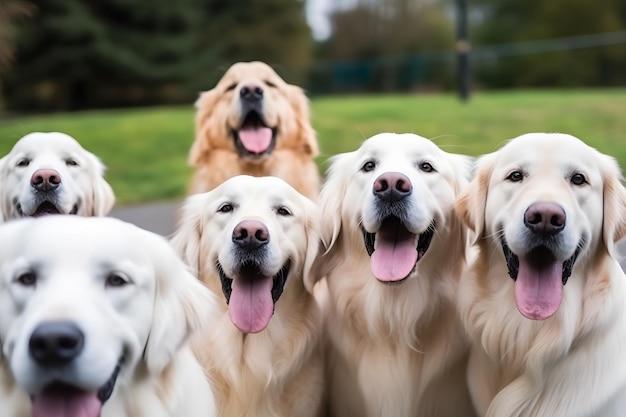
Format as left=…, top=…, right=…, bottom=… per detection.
left=11, top=133, right=84, bottom=160
left=214, top=176, right=303, bottom=206
left=358, top=133, right=444, bottom=163
left=496, top=133, right=598, bottom=170
left=221, top=62, right=282, bottom=85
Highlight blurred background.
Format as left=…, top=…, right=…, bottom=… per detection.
left=0, top=0, right=625, bottom=208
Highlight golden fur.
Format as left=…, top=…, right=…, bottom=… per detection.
left=0, top=216, right=217, bottom=417
left=309, top=133, right=476, bottom=416
left=189, top=61, right=320, bottom=198
left=0, top=132, right=115, bottom=220
left=455, top=133, right=626, bottom=417
left=171, top=175, right=324, bottom=417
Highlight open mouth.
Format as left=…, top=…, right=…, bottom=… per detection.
left=217, top=260, right=291, bottom=333
left=30, top=361, right=121, bottom=417
left=18, top=201, right=79, bottom=217
left=232, top=110, right=277, bottom=157
left=362, top=216, right=435, bottom=284
left=501, top=236, right=581, bottom=320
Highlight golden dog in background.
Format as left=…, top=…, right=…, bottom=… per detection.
left=189, top=61, right=320, bottom=198
left=172, top=175, right=324, bottom=417
left=455, top=133, right=626, bottom=417
left=309, top=133, right=476, bottom=416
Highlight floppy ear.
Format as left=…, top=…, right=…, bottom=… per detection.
left=302, top=199, right=322, bottom=294
left=0, top=155, right=10, bottom=221
left=285, top=84, right=319, bottom=158
left=189, top=90, right=220, bottom=167
left=85, top=153, right=115, bottom=216
left=447, top=152, right=475, bottom=194
left=454, top=153, right=494, bottom=244
left=600, top=154, right=626, bottom=257
left=304, top=153, right=351, bottom=286
left=169, top=193, right=207, bottom=276
left=143, top=235, right=217, bottom=375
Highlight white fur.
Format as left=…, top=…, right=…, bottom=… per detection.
left=310, top=133, right=476, bottom=416
left=0, top=132, right=115, bottom=220
left=0, top=216, right=217, bottom=417
left=171, top=175, right=324, bottom=417
left=455, top=133, right=626, bottom=417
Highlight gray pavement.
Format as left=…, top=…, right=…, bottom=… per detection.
left=110, top=201, right=626, bottom=272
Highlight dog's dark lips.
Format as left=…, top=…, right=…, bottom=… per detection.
left=32, top=358, right=122, bottom=406
left=19, top=201, right=79, bottom=217
left=500, top=236, right=581, bottom=285
left=231, top=110, right=277, bottom=158
left=362, top=218, right=436, bottom=259
left=217, top=260, right=291, bottom=304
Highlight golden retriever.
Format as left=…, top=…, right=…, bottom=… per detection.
left=0, top=216, right=218, bottom=417
left=455, top=133, right=626, bottom=417
left=308, top=133, right=476, bottom=416
left=0, top=132, right=115, bottom=220
left=189, top=61, right=320, bottom=198
left=171, top=175, right=324, bottom=417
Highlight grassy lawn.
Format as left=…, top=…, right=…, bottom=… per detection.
left=0, top=89, right=624, bottom=205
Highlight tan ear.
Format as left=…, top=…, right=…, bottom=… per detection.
left=85, top=153, right=115, bottom=216
left=286, top=84, right=319, bottom=157
left=143, top=234, right=217, bottom=374
left=302, top=199, right=322, bottom=294
left=170, top=193, right=206, bottom=276
left=189, top=90, right=220, bottom=166
left=454, top=153, right=494, bottom=243
left=601, top=154, right=626, bottom=257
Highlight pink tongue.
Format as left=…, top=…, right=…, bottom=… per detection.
left=514, top=256, right=563, bottom=320
left=238, top=127, right=272, bottom=154
left=370, top=231, right=418, bottom=282
left=32, top=387, right=101, bottom=417
left=228, top=274, right=275, bottom=333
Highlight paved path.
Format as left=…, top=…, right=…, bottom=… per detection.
left=110, top=201, right=626, bottom=272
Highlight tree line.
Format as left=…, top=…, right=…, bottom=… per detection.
left=1, top=0, right=626, bottom=111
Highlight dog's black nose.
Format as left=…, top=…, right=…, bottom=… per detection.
left=524, top=202, right=566, bottom=235
left=239, top=84, right=264, bottom=102
left=232, top=220, right=269, bottom=249
left=29, top=321, right=85, bottom=366
left=31, top=169, right=61, bottom=192
left=373, top=172, right=412, bottom=202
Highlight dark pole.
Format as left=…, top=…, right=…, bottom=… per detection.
left=456, top=0, right=470, bottom=102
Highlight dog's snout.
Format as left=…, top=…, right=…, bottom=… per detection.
left=240, top=84, right=264, bottom=102
left=29, top=321, right=85, bottom=366
left=31, top=169, right=61, bottom=192
left=373, top=172, right=412, bottom=202
left=232, top=220, right=269, bottom=249
left=524, top=202, right=566, bottom=235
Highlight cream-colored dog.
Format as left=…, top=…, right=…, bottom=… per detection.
left=0, top=216, right=217, bottom=417
left=172, top=175, right=323, bottom=417
left=0, top=132, right=115, bottom=220
left=455, top=133, right=626, bottom=417
left=308, top=133, right=476, bottom=416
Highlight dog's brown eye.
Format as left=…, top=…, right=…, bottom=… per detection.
left=15, top=271, right=37, bottom=287
left=106, top=272, right=129, bottom=288
left=276, top=206, right=292, bottom=216
left=16, top=158, right=30, bottom=167
left=225, top=83, right=237, bottom=92
left=361, top=160, right=376, bottom=172
left=265, top=80, right=277, bottom=88
left=419, top=162, right=434, bottom=173
left=66, top=158, right=79, bottom=167
left=506, top=170, right=524, bottom=182
left=571, top=173, right=587, bottom=186
left=218, top=203, right=234, bottom=213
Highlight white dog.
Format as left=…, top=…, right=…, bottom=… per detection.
left=455, top=133, right=626, bottom=417
left=0, top=132, right=115, bottom=220
left=308, top=133, right=476, bottom=416
left=0, top=216, right=217, bottom=417
left=172, top=175, right=324, bottom=417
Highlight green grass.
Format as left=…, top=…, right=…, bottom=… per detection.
left=1, top=89, right=625, bottom=205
